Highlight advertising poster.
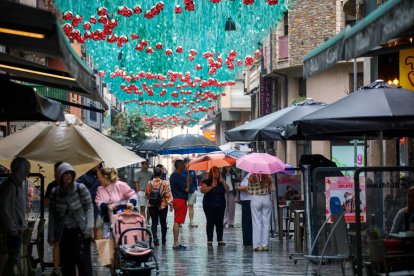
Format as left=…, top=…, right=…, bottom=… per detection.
left=325, top=176, right=366, bottom=223
left=276, top=174, right=301, bottom=205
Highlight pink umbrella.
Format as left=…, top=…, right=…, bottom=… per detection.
left=236, top=152, right=285, bottom=174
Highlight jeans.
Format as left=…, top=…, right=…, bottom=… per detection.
left=60, top=228, right=92, bottom=276
left=148, top=207, right=168, bottom=242
left=203, top=205, right=225, bottom=242
left=241, top=200, right=253, bottom=246
left=251, top=194, right=272, bottom=248
left=224, top=191, right=236, bottom=225
left=0, top=233, right=21, bottom=276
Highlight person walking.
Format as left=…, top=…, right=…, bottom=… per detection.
left=135, top=160, right=154, bottom=224
left=155, top=164, right=168, bottom=180
left=200, top=166, right=229, bottom=246
left=95, top=167, right=137, bottom=237
left=0, top=157, right=31, bottom=276
left=44, top=161, right=63, bottom=275
left=248, top=173, right=272, bottom=251
left=170, top=160, right=190, bottom=250
left=48, top=162, right=94, bottom=276
left=145, top=167, right=173, bottom=246
left=237, top=173, right=253, bottom=247
left=77, top=164, right=102, bottom=221
left=223, top=166, right=238, bottom=228
left=183, top=158, right=198, bottom=228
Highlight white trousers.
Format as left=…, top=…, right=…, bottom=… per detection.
left=251, top=194, right=271, bottom=248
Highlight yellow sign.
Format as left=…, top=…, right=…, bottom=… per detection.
left=203, top=131, right=216, bottom=142
left=400, top=49, right=414, bottom=91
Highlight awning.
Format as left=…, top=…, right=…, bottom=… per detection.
left=303, top=0, right=414, bottom=78
left=0, top=1, right=108, bottom=110
left=0, top=77, right=64, bottom=122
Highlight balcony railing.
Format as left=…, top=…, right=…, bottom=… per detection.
left=278, top=35, right=289, bottom=60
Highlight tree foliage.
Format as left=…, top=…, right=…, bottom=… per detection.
left=110, top=112, right=148, bottom=145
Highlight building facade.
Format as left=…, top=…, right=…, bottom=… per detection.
left=242, top=0, right=365, bottom=166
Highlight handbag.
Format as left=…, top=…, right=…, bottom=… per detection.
left=235, top=189, right=241, bottom=204
left=95, top=239, right=115, bottom=268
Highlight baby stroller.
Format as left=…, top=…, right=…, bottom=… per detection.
left=110, top=206, right=158, bottom=275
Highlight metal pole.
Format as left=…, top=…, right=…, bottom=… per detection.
left=354, top=140, right=358, bottom=166
left=303, top=165, right=312, bottom=253
left=353, top=59, right=358, bottom=167
left=364, top=135, right=368, bottom=167
left=379, top=131, right=384, bottom=167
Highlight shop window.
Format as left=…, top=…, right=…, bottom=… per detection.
left=89, top=103, right=97, bottom=121
left=298, top=77, right=306, bottom=98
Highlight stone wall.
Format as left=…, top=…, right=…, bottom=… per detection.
left=288, top=0, right=337, bottom=67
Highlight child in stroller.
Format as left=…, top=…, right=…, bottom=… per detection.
left=110, top=205, right=158, bottom=275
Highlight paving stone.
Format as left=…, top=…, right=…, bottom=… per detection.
left=34, top=193, right=352, bottom=275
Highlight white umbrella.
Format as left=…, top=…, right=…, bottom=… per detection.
left=0, top=114, right=144, bottom=183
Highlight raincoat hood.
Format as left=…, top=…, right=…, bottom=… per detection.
left=10, top=157, right=31, bottom=183
left=56, top=162, right=76, bottom=186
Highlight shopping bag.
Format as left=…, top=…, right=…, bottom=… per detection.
left=234, top=190, right=241, bottom=204
left=94, top=227, right=103, bottom=240
left=95, top=239, right=115, bottom=267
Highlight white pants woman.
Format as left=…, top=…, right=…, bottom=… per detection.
left=250, top=194, right=271, bottom=250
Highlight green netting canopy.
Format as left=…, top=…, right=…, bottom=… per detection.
left=53, top=0, right=289, bottom=127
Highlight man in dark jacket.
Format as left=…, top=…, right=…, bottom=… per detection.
left=0, top=157, right=31, bottom=275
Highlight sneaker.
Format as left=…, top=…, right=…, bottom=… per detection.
left=254, top=246, right=264, bottom=252
left=218, top=241, right=226, bottom=246
left=153, top=239, right=159, bottom=246
left=228, top=224, right=234, bottom=228
left=173, top=244, right=187, bottom=250
left=207, top=241, right=213, bottom=246
left=262, top=246, right=269, bottom=251
left=189, top=224, right=198, bottom=228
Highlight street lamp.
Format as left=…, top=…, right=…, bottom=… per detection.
left=225, top=18, right=236, bottom=31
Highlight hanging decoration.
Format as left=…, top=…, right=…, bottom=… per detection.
left=53, top=0, right=289, bottom=128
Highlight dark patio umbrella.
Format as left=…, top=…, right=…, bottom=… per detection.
left=158, top=134, right=220, bottom=155
left=286, top=81, right=414, bottom=139
left=0, top=78, right=64, bottom=121
left=225, top=99, right=326, bottom=142
left=134, top=139, right=165, bottom=152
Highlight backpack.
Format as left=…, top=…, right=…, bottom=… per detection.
left=148, top=180, right=162, bottom=206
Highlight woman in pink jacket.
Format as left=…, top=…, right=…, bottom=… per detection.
left=95, top=167, right=137, bottom=237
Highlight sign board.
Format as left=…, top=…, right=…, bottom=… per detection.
left=276, top=174, right=301, bottom=205
left=400, top=49, right=414, bottom=91
left=325, top=176, right=366, bottom=223
left=259, top=77, right=272, bottom=117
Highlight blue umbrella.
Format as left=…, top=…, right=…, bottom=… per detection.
left=157, top=134, right=220, bottom=155
left=222, top=149, right=248, bottom=159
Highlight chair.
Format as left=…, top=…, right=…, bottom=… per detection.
left=368, top=239, right=414, bottom=276
left=304, top=212, right=356, bottom=276
left=287, top=200, right=305, bottom=237
left=28, top=218, right=46, bottom=271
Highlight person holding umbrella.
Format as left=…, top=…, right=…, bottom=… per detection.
left=248, top=173, right=273, bottom=251
left=200, top=166, right=229, bottom=246
left=222, top=166, right=239, bottom=228
left=236, top=153, right=285, bottom=251
left=170, top=160, right=191, bottom=250
left=145, top=167, right=173, bottom=246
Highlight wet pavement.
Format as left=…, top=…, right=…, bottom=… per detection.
left=36, top=193, right=352, bottom=275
